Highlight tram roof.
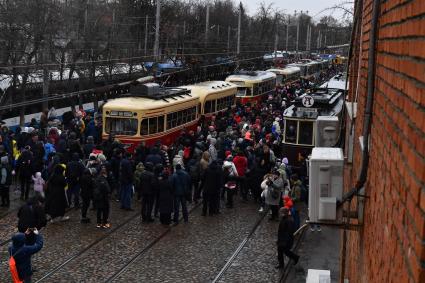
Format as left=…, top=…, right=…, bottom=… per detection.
left=103, top=90, right=199, bottom=111
left=320, top=74, right=348, bottom=91
left=266, top=66, right=301, bottom=75
left=182, top=81, right=237, bottom=94
left=225, top=71, right=276, bottom=83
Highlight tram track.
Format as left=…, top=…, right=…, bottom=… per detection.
left=211, top=210, right=268, bottom=283
left=34, top=209, right=141, bottom=282
left=105, top=202, right=202, bottom=282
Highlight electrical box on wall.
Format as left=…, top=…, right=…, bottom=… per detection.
left=308, top=147, right=344, bottom=223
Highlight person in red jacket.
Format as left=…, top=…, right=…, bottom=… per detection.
left=233, top=150, right=248, bottom=201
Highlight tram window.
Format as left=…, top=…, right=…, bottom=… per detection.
left=285, top=120, right=297, bottom=143
left=298, top=121, right=313, bottom=145
left=253, top=85, right=259, bottom=95
left=246, top=88, right=252, bottom=96
left=105, top=118, right=138, bottom=136
left=157, top=116, right=164, bottom=132
left=148, top=117, right=158, bottom=135
left=237, top=87, right=246, bottom=97
left=141, top=119, right=148, bottom=135
left=205, top=100, right=216, bottom=113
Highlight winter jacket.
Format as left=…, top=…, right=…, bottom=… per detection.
left=158, top=176, right=173, bottom=214
left=9, top=233, right=43, bottom=280
left=200, top=162, right=223, bottom=195
left=93, top=175, right=110, bottom=209
left=233, top=155, right=248, bottom=176
left=261, top=176, right=283, bottom=206
left=171, top=169, right=190, bottom=196
left=140, top=169, right=156, bottom=195
left=119, top=158, right=134, bottom=185
left=277, top=215, right=295, bottom=247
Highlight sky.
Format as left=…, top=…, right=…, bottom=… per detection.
left=240, top=0, right=350, bottom=22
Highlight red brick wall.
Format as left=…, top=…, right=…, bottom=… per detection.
left=343, top=0, right=425, bottom=282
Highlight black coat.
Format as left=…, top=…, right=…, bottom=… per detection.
left=93, top=175, right=110, bottom=209
left=200, top=163, right=223, bottom=195
left=140, top=170, right=156, bottom=195
left=45, top=174, right=67, bottom=218
left=158, top=177, right=173, bottom=214
left=277, top=215, right=295, bottom=247
left=80, top=174, right=94, bottom=199
left=17, top=202, right=47, bottom=232
left=120, top=158, right=134, bottom=185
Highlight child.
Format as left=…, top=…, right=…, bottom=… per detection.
left=32, top=172, right=45, bottom=198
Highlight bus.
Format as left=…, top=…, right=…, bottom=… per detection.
left=183, top=81, right=237, bottom=118
left=225, top=71, right=276, bottom=105
left=266, top=66, right=301, bottom=86
left=102, top=83, right=200, bottom=151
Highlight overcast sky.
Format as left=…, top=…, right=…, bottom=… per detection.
left=240, top=0, right=350, bottom=21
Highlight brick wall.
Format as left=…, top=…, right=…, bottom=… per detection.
left=343, top=0, right=425, bottom=282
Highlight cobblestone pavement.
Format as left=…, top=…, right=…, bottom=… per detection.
left=0, top=192, right=33, bottom=244
left=217, top=204, right=308, bottom=283
left=0, top=199, right=140, bottom=282
left=112, top=200, right=260, bottom=283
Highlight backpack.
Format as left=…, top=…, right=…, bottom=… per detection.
left=9, top=249, right=23, bottom=283
left=183, top=147, right=191, bottom=160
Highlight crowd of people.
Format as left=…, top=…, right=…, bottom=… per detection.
left=2, top=67, right=341, bottom=281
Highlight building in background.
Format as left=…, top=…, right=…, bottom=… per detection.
left=342, top=0, right=425, bottom=282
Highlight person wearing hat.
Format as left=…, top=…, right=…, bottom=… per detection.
left=9, top=228, right=44, bottom=283
left=276, top=207, right=299, bottom=269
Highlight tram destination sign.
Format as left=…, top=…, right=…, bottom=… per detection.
left=297, top=107, right=318, bottom=113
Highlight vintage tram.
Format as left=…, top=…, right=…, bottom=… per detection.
left=102, top=81, right=237, bottom=151
left=266, top=66, right=301, bottom=86
left=281, top=74, right=347, bottom=165
left=225, top=71, right=276, bottom=105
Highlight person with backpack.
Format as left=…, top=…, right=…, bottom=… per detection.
left=222, top=155, right=238, bottom=208
left=9, top=229, right=43, bottom=283
left=0, top=156, right=12, bottom=206
left=93, top=165, right=111, bottom=228
left=261, top=170, right=283, bottom=221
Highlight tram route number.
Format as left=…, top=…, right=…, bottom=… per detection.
left=302, top=95, right=315, bottom=107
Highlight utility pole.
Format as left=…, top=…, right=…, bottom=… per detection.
left=182, top=21, right=186, bottom=55
left=286, top=17, right=289, bottom=52
left=306, top=25, right=310, bottom=51
left=237, top=2, right=242, bottom=56
left=227, top=25, right=230, bottom=52
left=296, top=19, right=299, bottom=56
left=205, top=4, right=210, bottom=48
left=42, top=47, right=50, bottom=111
left=144, top=15, right=148, bottom=55
left=274, top=16, right=279, bottom=61
left=217, top=25, right=220, bottom=39
left=153, top=0, right=160, bottom=59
